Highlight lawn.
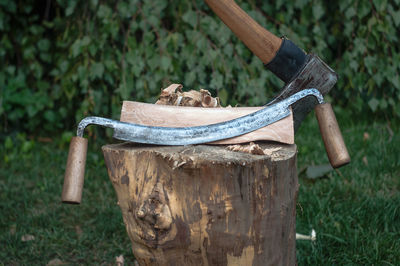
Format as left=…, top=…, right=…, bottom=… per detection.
left=295, top=114, right=399, bottom=265
left=1, top=113, right=399, bottom=265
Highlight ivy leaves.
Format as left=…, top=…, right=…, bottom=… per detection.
left=1, top=0, right=399, bottom=135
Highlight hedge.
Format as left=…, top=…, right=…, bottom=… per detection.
left=1, top=0, right=399, bottom=135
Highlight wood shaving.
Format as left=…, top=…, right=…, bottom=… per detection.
left=46, top=258, right=65, bottom=266
left=263, top=147, right=282, bottom=156
left=227, top=142, right=282, bottom=156
left=156, top=84, right=221, bottom=107
left=296, top=229, right=316, bottom=241
left=226, top=142, right=265, bottom=155
left=116, top=255, right=125, bottom=266
left=21, top=234, right=35, bottom=242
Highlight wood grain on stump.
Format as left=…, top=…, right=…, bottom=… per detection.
left=102, top=143, right=298, bottom=266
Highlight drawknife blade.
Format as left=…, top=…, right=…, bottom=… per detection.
left=77, top=89, right=323, bottom=146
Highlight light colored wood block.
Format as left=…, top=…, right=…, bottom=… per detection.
left=120, top=101, right=294, bottom=145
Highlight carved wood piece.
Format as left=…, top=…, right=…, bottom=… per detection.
left=120, top=101, right=294, bottom=145
left=103, top=143, right=298, bottom=265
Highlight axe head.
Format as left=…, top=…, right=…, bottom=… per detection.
left=268, top=54, right=338, bottom=131
left=265, top=39, right=338, bottom=132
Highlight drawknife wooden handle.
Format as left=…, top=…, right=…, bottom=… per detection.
left=315, top=103, right=350, bottom=168
left=61, top=136, right=88, bottom=204
left=205, top=0, right=282, bottom=64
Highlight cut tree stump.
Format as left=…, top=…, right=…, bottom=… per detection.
left=102, top=142, right=298, bottom=266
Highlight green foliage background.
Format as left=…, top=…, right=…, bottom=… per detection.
left=1, top=0, right=399, bottom=135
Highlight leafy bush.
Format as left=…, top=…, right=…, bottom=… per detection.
left=1, top=0, right=399, bottom=135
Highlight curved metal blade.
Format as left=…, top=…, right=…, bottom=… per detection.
left=77, top=89, right=323, bottom=146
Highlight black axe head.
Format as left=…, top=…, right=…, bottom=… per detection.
left=265, top=39, right=338, bottom=131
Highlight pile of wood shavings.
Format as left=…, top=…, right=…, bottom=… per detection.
left=227, top=142, right=282, bottom=156
left=156, top=84, right=221, bottom=107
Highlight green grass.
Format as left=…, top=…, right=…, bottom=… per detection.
left=0, top=139, right=135, bottom=265
left=295, top=112, right=400, bottom=265
left=1, top=114, right=399, bottom=265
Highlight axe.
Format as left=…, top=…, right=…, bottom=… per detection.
left=205, top=0, right=338, bottom=130
left=204, top=0, right=350, bottom=161
left=61, top=2, right=350, bottom=204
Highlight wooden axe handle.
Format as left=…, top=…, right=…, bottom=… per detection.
left=205, top=0, right=282, bottom=64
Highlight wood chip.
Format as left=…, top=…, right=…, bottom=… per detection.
left=47, top=258, right=65, bottom=266
left=296, top=229, right=316, bottom=241
left=227, top=142, right=283, bottom=156
left=116, top=255, right=125, bottom=266
left=21, top=234, right=35, bottom=242
left=262, top=147, right=282, bottom=156
left=226, top=142, right=265, bottom=155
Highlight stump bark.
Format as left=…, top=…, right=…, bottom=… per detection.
left=102, top=143, right=298, bottom=266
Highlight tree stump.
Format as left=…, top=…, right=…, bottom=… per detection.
left=102, top=142, right=298, bottom=266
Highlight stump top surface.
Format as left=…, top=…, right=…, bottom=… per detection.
left=102, top=142, right=296, bottom=163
